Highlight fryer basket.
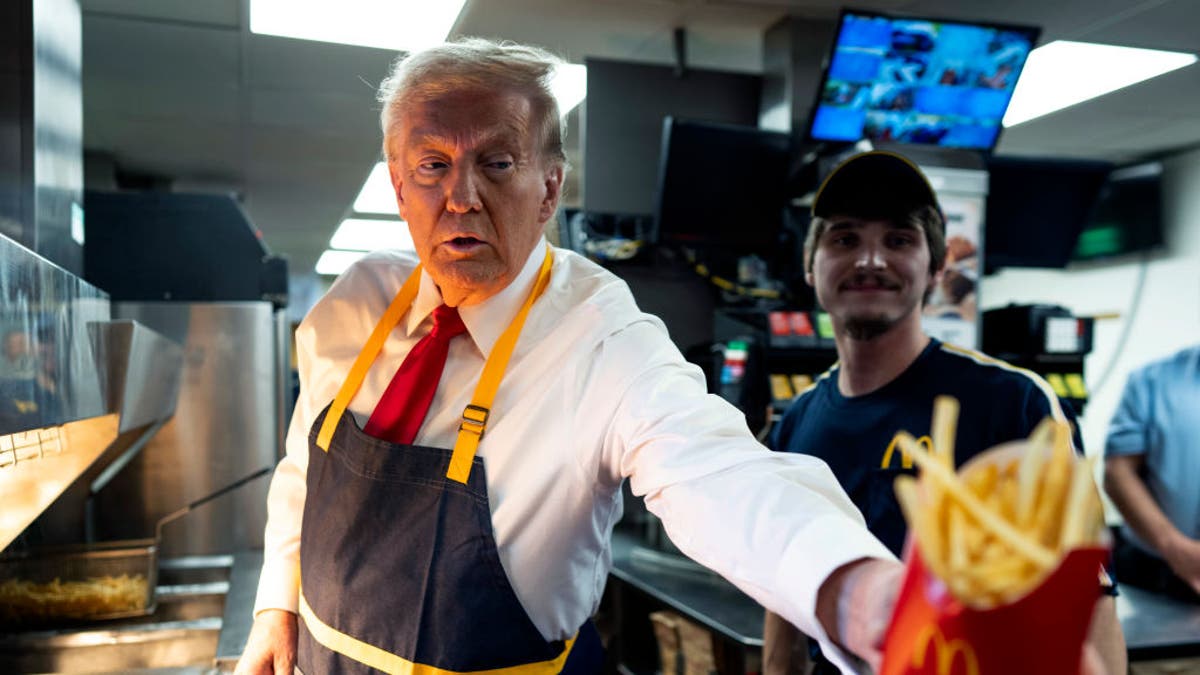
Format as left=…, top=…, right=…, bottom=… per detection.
left=0, top=539, right=159, bottom=627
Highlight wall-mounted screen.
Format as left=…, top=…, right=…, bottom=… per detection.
left=1072, top=162, right=1164, bottom=262
left=809, top=10, right=1040, bottom=151
left=984, top=156, right=1113, bottom=272
left=654, top=118, right=792, bottom=249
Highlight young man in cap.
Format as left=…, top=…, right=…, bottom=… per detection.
left=762, top=151, right=1125, bottom=675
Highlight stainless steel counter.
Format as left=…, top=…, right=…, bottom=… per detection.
left=609, top=529, right=1200, bottom=663
left=214, top=550, right=263, bottom=672
left=610, top=529, right=763, bottom=648
left=1118, top=585, right=1200, bottom=660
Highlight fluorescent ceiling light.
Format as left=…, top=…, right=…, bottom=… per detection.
left=1004, top=41, right=1197, bottom=127
left=331, top=218, right=414, bottom=251
left=353, top=162, right=395, bottom=215
left=550, top=63, right=587, bottom=116
left=250, top=0, right=466, bottom=52
left=316, top=250, right=367, bottom=276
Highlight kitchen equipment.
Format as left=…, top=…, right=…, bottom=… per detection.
left=0, top=466, right=270, bottom=628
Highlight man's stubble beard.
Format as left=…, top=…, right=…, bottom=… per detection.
left=843, top=316, right=896, bottom=341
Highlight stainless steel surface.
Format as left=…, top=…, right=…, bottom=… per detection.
left=30, top=0, right=84, bottom=274
left=0, top=414, right=120, bottom=552
left=0, top=556, right=231, bottom=673
left=0, top=618, right=222, bottom=673
left=0, top=233, right=109, bottom=435
left=1, top=0, right=84, bottom=275
left=89, top=319, right=184, bottom=434
left=609, top=528, right=764, bottom=648
left=95, top=302, right=279, bottom=556
left=1119, top=584, right=1200, bottom=657
left=214, top=550, right=262, bottom=670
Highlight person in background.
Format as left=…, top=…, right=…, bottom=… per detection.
left=1, top=329, right=36, bottom=380
left=1104, top=344, right=1200, bottom=602
left=235, top=38, right=905, bottom=675
left=762, top=151, right=1125, bottom=675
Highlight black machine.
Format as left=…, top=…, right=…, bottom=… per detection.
left=83, top=191, right=288, bottom=308
left=983, top=304, right=1094, bottom=414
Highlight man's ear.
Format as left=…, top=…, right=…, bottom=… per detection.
left=926, top=265, right=945, bottom=300
left=805, top=270, right=815, bottom=287
left=388, top=161, right=408, bottom=220
left=538, top=164, right=565, bottom=223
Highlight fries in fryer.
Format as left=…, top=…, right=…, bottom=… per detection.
left=0, top=574, right=149, bottom=622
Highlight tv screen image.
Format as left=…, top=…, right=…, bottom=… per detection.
left=810, top=10, right=1040, bottom=150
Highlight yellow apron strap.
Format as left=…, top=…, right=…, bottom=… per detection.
left=446, top=246, right=554, bottom=483
left=316, top=266, right=424, bottom=451
left=299, top=590, right=576, bottom=675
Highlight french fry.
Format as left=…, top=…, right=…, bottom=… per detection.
left=931, top=396, right=958, bottom=471
left=1016, top=440, right=1047, bottom=527
left=964, top=462, right=998, bottom=498
left=1026, top=416, right=1055, bottom=449
left=946, top=503, right=969, bottom=573
left=1061, top=456, right=1101, bottom=549
left=895, top=476, right=951, bottom=584
left=1031, top=424, right=1074, bottom=548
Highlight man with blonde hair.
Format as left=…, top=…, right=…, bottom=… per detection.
left=237, top=39, right=902, bottom=675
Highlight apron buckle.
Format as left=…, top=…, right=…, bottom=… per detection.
left=459, top=404, right=490, bottom=439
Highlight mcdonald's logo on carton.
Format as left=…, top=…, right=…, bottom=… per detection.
left=911, top=625, right=979, bottom=675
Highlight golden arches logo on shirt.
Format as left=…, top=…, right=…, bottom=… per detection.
left=880, top=433, right=932, bottom=469
left=910, top=624, right=980, bottom=675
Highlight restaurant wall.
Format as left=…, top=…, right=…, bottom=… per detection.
left=980, top=145, right=1200, bottom=457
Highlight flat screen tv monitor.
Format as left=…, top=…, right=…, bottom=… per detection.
left=654, top=117, right=793, bottom=249
left=1072, top=162, right=1164, bottom=261
left=809, top=10, right=1040, bottom=151
left=984, top=156, right=1112, bottom=272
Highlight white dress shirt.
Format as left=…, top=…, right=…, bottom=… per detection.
left=255, top=238, right=893, bottom=672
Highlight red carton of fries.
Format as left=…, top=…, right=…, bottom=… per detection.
left=880, top=546, right=1107, bottom=675
left=878, top=398, right=1111, bottom=675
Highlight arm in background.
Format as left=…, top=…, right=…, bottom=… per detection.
left=1104, top=453, right=1200, bottom=595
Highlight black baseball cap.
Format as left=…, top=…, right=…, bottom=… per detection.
left=812, top=150, right=940, bottom=220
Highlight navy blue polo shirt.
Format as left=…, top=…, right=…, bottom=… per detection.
left=771, top=338, right=1081, bottom=558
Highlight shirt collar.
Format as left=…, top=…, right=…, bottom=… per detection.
left=406, top=236, right=549, bottom=358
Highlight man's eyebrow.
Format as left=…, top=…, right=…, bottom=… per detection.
left=825, top=220, right=862, bottom=232
left=406, top=125, right=527, bottom=153
left=824, top=219, right=919, bottom=232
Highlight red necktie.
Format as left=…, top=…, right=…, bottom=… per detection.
left=364, top=304, right=468, bottom=445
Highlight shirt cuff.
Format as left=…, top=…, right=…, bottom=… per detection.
left=252, top=555, right=300, bottom=617
left=774, top=515, right=896, bottom=675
